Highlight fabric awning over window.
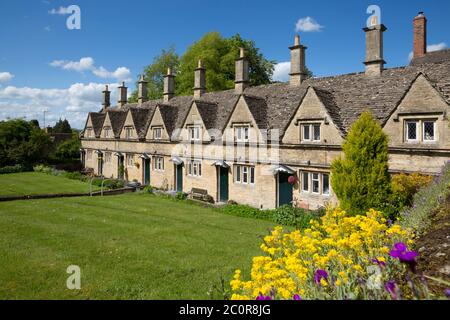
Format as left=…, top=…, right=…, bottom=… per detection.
left=139, top=153, right=150, bottom=159
left=170, top=156, right=184, bottom=165
left=272, top=164, right=296, bottom=175
left=211, top=160, right=230, bottom=168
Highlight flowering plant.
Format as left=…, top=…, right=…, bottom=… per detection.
left=230, top=207, right=425, bottom=300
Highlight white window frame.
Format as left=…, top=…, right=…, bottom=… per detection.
left=153, top=156, right=164, bottom=171
left=187, top=160, right=202, bottom=177
left=405, top=120, right=419, bottom=143
left=422, top=120, right=437, bottom=142
left=153, top=127, right=162, bottom=140
left=86, top=150, right=93, bottom=160
left=322, top=173, right=330, bottom=196
left=301, top=123, right=321, bottom=142
left=188, top=126, right=201, bottom=141
left=234, top=165, right=255, bottom=185
left=301, top=171, right=331, bottom=196
left=235, top=126, right=250, bottom=142
left=86, top=128, right=93, bottom=138
left=126, top=154, right=134, bottom=167
left=312, top=173, right=320, bottom=194
left=125, top=127, right=134, bottom=139
left=104, top=152, right=112, bottom=163
left=103, top=127, right=112, bottom=138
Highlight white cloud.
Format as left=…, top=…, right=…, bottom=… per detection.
left=50, top=57, right=131, bottom=82
left=295, top=17, right=324, bottom=32
left=408, top=42, right=447, bottom=61
left=0, top=82, right=127, bottom=128
left=44, top=26, right=51, bottom=32
left=272, top=62, right=291, bottom=82
left=48, top=6, right=71, bottom=15
left=0, top=72, right=14, bottom=83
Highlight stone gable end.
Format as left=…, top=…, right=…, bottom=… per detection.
left=146, top=107, right=170, bottom=140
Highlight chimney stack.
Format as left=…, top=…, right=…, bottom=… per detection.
left=102, top=85, right=111, bottom=111
left=118, top=82, right=128, bottom=107
left=363, top=24, right=387, bottom=76
left=289, top=35, right=307, bottom=86
left=413, top=12, right=427, bottom=59
left=235, top=48, right=249, bottom=94
left=138, top=74, right=148, bottom=104
left=163, top=67, right=175, bottom=102
left=194, top=60, right=206, bottom=99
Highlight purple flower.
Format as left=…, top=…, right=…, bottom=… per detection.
left=371, top=258, right=386, bottom=268
left=390, top=242, right=418, bottom=270
left=445, top=289, right=450, bottom=299
left=385, top=281, right=398, bottom=300
left=293, top=294, right=302, bottom=300
left=256, top=294, right=271, bottom=300
left=314, top=269, right=328, bottom=285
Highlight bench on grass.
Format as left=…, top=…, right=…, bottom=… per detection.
left=190, top=188, right=209, bottom=202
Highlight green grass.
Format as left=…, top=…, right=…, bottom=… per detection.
left=0, top=193, right=275, bottom=299
left=0, top=172, right=99, bottom=196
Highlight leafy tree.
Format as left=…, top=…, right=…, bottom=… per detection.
left=55, top=133, right=81, bottom=161
left=0, top=119, right=52, bottom=167
left=129, top=47, right=180, bottom=102
left=331, top=111, right=392, bottom=216
left=53, top=118, right=72, bottom=134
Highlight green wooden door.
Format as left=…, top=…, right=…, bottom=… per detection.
left=278, top=173, right=293, bottom=207
left=176, top=164, right=183, bottom=192
left=144, top=159, right=150, bottom=185
left=219, top=167, right=229, bottom=202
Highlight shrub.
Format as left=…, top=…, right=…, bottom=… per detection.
left=63, top=171, right=82, bottom=180
left=331, top=112, right=391, bottom=216
left=175, top=192, right=187, bottom=200
left=142, top=186, right=154, bottom=194
left=230, top=208, right=420, bottom=300
left=221, top=204, right=273, bottom=221
left=390, top=173, right=433, bottom=211
left=0, top=164, right=32, bottom=174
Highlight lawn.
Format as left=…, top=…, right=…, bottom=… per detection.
left=0, top=172, right=99, bottom=196
left=0, top=193, right=275, bottom=299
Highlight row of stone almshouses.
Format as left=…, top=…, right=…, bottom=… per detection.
left=81, top=13, right=450, bottom=210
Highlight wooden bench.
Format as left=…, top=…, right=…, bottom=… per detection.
left=190, top=188, right=209, bottom=201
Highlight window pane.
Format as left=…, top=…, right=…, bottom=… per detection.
left=198, top=163, right=202, bottom=176
left=302, top=172, right=309, bottom=191
left=244, top=127, right=249, bottom=141
left=323, top=174, right=330, bottom=195
left=313, top=125, right=321, bottom=141
left=423, top=121, right=435, bottom=141
left=236, top=128, right=241, bottom=141
left=236, top=166, right=241, bottom=182
left=243, top=166, right=248, bottom=183
left=312, top=173, right=319, bottom=193
left=303, top=125, right=310, bottom=140
left=407, top=122, right=417, bottom=140
left=250, top=167, right=255, bottom=184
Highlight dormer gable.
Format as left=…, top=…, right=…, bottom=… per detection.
left=120, top=110, right=138, bottom=140
left=100, top=113, right=114, bottom=139
left=282, top=86, right=344, bottom=145
left=83, top=112, right=105, bottom=139
left=179, top=101, right=214, bottom=142
left=146, top=106, right=171, bottom=141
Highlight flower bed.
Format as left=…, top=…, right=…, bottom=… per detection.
left=230, top=208, right=428, bottom=300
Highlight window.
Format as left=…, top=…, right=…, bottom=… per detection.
left=235, top=126, right=249, bottom=142
left=406, top=121, right=418, bottom=142
left=312, top=173, right=320, bottom=194
left=302, top=172, right=309, bottom=192
left=322, top=174, right=330, bottom=195
left=125, top=127, right=134, bottom=139
left=301, top=124, right=321, bottom=142
left=153, top=157, right=164, bottom=171
left=234, top=165, right=255, bottom=185
left=104, top=152, right=112, bottom=163
left=301, top=171, right=330, bottom=196
left=86, top=128, right=93, bottom=138
left=126, top=154, right=134, bottom=167
left=86, top=150, right=93, bottom=160
left=153, top=127, right=162, bottom=140
left=187, top=160, right=202, bottom=177
left=189, top=126, right=200, bottom=141
left=104, top=127, right=112, bottom=138
left=423, top=121, right=436, bottom=142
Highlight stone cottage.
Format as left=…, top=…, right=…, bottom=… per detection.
left=80, top=13, right=450, bottom=210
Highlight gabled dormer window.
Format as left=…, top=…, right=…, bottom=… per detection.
left=104, top=127, right=112, bottom=138
left=405, top=119, right=437, bottom=143
left=125, top=127, right=134, bottom=139
left=301, top=123, right=321, bottom=142
left=235, top=126, right=249, bottom=142
left=188, top=126, right=201, bottom=141
left=153, top=127, right=162, bottom=140
left=85, top=128, right=93, bottom=138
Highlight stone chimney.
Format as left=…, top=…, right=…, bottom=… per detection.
left=235, top=48, right=249, bottom=94
left=289, top=35, right=307, bottom=86
left=363, top=24, right=387, bottom=76
left=118, top=82, right=128, bottom=107
left=413, top=12, right=427, bottom=59
left=163, top=67, right=175, bottom=102
left=138, top=74, right=148, bottom=104
left=194, top=60, right=206, bottom=99
left=102, top=85, right=111, bottom=111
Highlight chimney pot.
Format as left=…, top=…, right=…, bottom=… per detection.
left=138, top=74, right=148, bottom=104
left=413, top=12, right=427, bottom=59
left=102, top=85, right=111, bottom=111
left=194, top=59, right=206, bottom=99
left=235, top=48, right=249, bottom=94
left=363, top=24, right=387, bottom=76
left=289, top=34, right=307, bottom=86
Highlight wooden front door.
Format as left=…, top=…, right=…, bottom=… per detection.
left=219, top=167, right=229, bottom=203
left=278, top=172, right=293, bottom=207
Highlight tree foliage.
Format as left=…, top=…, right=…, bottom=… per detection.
left=55, top=132, right=81, bottom=160
left=331, top=111, right=392, bottom=216
left=0, top=119, right=52, bottom=167
left=52, top=118, right=72, bottom=134
left=129, top=32, right=275, bottom=101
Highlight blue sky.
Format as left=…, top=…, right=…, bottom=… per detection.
left=0, top=0, right=449, bottom=128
